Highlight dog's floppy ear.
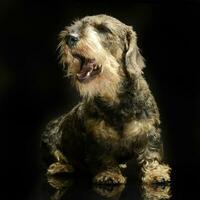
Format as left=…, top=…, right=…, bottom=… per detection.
left=125, top=27, right=145, bottom=77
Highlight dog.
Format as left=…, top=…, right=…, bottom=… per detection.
left=41, top=14, right=171, bottom=185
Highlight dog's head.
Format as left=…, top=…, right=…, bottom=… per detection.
left=58, top=14, right=145, bottom=99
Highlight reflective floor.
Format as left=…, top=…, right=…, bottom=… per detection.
left=33, top=176, right=169, bottom=200
left=27, top=165, right=199, bottom=200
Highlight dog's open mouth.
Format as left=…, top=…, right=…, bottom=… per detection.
left=74, top=55, right=102, bottom=83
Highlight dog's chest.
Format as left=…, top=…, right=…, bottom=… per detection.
left=86, top=119, right=140, bottom=152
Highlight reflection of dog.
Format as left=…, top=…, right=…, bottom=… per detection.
left=41, top=14, right=171, bottom=185
left=142, top=184, right=171, bottom=200
left=46, top=176, right=124, bottom=200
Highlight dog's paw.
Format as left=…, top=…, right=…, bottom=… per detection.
left=142, top=162, right=171, bottom=185
left=93, top=171, right=126, bottom=185
left=47, top=162, right=74, bottom=175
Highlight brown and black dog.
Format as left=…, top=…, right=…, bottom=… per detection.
left=41, top=14, right=171, bottom=185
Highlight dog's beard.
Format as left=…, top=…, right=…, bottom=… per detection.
left=62, top=55, right=122, bottom=101
left=74, top=56, right=122, bottom=101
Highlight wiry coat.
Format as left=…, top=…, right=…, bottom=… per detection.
left=41, top=14, right=171, bottom=185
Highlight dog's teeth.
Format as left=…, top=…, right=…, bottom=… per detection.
left=87, top=72, right=91, bottom=76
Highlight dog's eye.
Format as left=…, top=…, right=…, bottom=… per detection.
left=95, top=24, right=112, bottom=34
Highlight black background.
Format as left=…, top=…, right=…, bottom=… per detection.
left=0, top=0, right=199, bottom=199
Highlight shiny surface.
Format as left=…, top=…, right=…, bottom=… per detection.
left=41, top=176, right=171, bottom=200
left=25, top=165, right=199, bottom=200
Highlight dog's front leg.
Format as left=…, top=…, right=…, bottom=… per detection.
left=135, top=129, right=171, bottom=185
left=47, top=150, right=74, bottom=175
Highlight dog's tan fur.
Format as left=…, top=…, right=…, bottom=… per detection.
left=42, top=14, right=171, bottom=185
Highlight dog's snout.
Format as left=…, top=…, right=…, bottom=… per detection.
left=66, top=34, right=79, bottom=48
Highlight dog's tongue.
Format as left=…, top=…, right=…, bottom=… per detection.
left=77, top=59, right=95, bottom=81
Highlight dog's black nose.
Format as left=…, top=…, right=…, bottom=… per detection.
left=66, top=35, right=79, bottom=48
